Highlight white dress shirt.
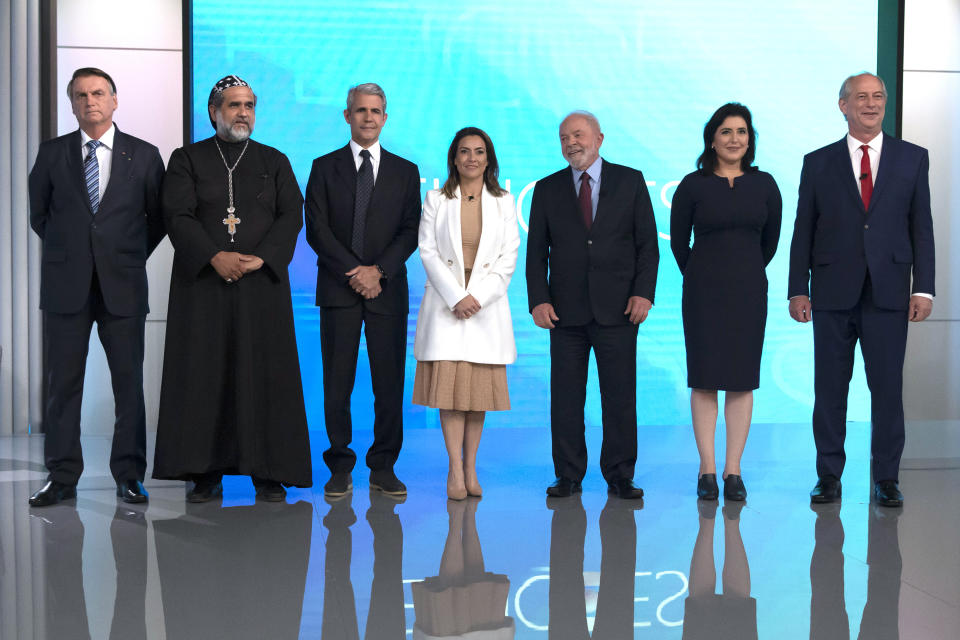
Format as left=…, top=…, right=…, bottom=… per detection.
left=80, top=124, right=115, bottom=202
left=349, top=139, right=381, bottom=182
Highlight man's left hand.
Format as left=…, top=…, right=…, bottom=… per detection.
left=238, top=254, right=264, bottom=273
left=346, top=265, right=383, bottom=299
left=624, top=296, right=652, bottom=324
left=909, top=295, right=933, bottom=322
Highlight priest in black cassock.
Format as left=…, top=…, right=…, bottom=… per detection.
left=152, top=75, right=312, bottom=502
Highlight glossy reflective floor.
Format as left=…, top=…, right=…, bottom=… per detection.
left=1, top=423, right=958, bottom=639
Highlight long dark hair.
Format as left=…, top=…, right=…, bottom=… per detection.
left=696, top=103, right=757, bottom=174
left=441, top=127, right=507, bottom=198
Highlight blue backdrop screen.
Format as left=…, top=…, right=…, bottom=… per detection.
left=191, top=0, right=878, bottom=427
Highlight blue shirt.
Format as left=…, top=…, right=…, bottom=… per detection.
left=571, top=156, right=602, bottom=221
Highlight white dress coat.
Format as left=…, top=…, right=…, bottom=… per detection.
left=413, top=185, right=520, bottom=364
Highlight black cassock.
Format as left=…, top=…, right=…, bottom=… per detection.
left=153, top=136, right=311, bottom=487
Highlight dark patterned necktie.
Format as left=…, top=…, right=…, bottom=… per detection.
left=579, top=171, right=592, bottom=230
left=353, top=149, right=373, bottom=256
left=84, top=139, right=102, bottom=213
left=859, top=144, right=873, bottom=210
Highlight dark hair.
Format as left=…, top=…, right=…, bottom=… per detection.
left=441, top=127, right=507, bottom=198
left=66, top=67, right=116, bottom=97
left=696, top=102, right=757, bottom=174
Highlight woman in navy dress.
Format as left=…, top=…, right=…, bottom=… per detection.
left=670, top=103, right=781, bottom=502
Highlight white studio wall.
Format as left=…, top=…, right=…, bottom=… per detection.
left=901, top=0, right=960, bottom=467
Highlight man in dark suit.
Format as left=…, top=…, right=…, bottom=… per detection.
left=305, top=83, right=421, bottom=498
left=526, top=111, right=659, bottom=499
left=788, top=72, right=935, bottom=507
left=27, top=67, right=165, bottom=506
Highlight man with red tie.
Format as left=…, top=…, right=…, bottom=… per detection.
left=788, top=73, right=935, bottom=507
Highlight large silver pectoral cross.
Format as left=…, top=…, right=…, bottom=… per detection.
left=222, top=210, right=241, bottom=242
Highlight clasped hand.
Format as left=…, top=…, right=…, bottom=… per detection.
left=211, top=251, right=264, bottom=282
left=453, top=294, right=481, bottom=320
left=346, top=265, right=382, bottom=299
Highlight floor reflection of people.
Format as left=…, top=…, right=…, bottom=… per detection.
left=153, top=500, right=312, bottom=639
left=413, top=497, right=514, bottom=639
left=682, top=502, right=757, bottom=640
left=322, top=492, right=407, bottom=639
left=809, top=504, right=903, bottom=640
left=322, top=493, right=359, bottom=639
left=109, top=505, right=148, bottom=640
left=32, top=505, right=91, bottom=640
left=547, top=496, right=640, bottom=639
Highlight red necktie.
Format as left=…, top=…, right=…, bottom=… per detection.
left=859, top=144, right=873, bottom=210
left=579, top=172, right=592, bottom=230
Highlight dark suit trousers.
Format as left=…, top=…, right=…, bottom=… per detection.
left=550, top=322, right=639, bottom=482
left=812, top=278, right=908, bottom=482
left=43, top=271, right=147, bottom=485
left=320, top=303, right=406, bottom=473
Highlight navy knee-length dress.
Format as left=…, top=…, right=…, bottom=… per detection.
left=670, top=169, right=782, bottom=391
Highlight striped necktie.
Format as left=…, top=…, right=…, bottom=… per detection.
left=84, top=139, right=102, bottom=213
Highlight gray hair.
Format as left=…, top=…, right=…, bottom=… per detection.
left=347, top=83, right=387, bottom=112
left=561, top=110, right=602, bottom=134
left=839, top=73, right=887, bottom=100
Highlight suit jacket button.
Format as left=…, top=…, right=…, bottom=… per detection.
left=447, top=259, right=453, bottom=265
left=587, top=240, right=593, bottom=245
left=864, top=224, right=869, bottom=229
left=483, top=263, right=490, bottom=268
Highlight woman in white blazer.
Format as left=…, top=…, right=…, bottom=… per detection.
left=413, top=127, right=520, bottom=500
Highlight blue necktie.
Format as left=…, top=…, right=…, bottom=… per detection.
left=84, top=139, right=102, bottom=213
left=352, top=149, right=373, bottom=257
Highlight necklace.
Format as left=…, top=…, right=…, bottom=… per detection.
left=214, top=138, right=249, bottom=242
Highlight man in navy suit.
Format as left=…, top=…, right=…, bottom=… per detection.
left=28, top=67, right=165, bottom=506
left=305, top=83, right=421, bottom=498
left=526, top=111, right=659, bottom=499
left=788, top=73, right=935, bottom=507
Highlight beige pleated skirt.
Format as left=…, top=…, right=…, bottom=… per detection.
left=412, top=360, right=510, bottom=411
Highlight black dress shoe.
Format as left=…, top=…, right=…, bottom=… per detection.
left=254, top=480, right=287, bottom=502
left=186, top=480, right=223, bottom=503
left=546, top=477, right=582, bottom=497
left=28, top=480, right=77, bottom=507
left=369, top=469, right=407, bottom=496
left=723, top=474, right=747, bottom=501
left=697, top=473, right=719, bottom=500
left=324, top=472, right=353, bottom=498
left=607, top=478, right=644, bottom=499
left=874, top=479, right=903, bottom=507
left=116, top=479, right=149, bottom=504
left=810, top=475, right=842, bottom=503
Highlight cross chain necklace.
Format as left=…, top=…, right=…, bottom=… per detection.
left=214, top=138, right=249, bottom=242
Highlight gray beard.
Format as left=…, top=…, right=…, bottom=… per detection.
left=217, top=123, right=251, bottom=143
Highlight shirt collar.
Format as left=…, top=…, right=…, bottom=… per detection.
left=81, top=123, right=116, bottom=149
left=349, top=139, right=381, bottom=163
left=846, top=131, right=883, bottom=155
left=572, top=155, right=603, bottom=184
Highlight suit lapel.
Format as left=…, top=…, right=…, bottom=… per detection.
left=367, top=148, right=397, bottom=217
left=334, top=144, right=357, bottom=195
left=593, top=159, right=612, bottom=228
left=831, top=138, right=865, bottom=213
left=560, top=167, right=586, bottom=231
left=67, top=131, right=94, bottom=215
left=447, top=186, right=465, bottom=275
left=474, top=186, right=498, bottom=269
left=99, top=128, right=129, bottom=212
left=869, top=133, right=896, bottom=213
